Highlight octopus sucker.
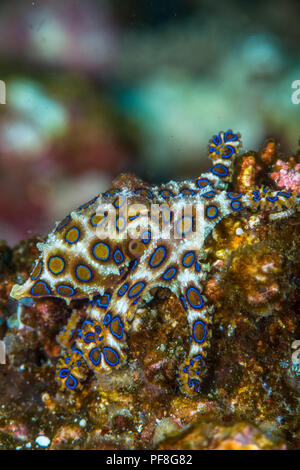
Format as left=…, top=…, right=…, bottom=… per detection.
left=10, top=131, right=299, bottom=396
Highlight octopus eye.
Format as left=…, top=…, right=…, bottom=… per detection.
left=128, top=240, right=145, bottom=258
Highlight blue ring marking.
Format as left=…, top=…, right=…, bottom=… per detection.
left=79, top=196, right=97, bottom=210
left=159, top=189, right=174, bottom=199
left=65, top=227, right=80, bottom=244
left=30, top=281, right=51, bottom=296
left=56, top=215, right=70, bottom=230
left=278, top=191, right=292, bottom=198
left=267, top=196, right=278, bottom=202
left=186, top=287, right=204, bottom=309
left=65, top=374, right=78, bottom=390
left=118, top=284, right=128, bottom=296
left=182, top=251, right=195, bottom=267
left=195, top=262, right=201, bottom=272
left=30, top=260, right=43, bottom=280
left=176, top=216, right=193, bottom=236
left=212, top=135, right=221, bottom=145
left=135, top=188, right=154, bottom=199
left=252, top=190, right=261, bottom=201
left=196, top=178, right=211, bottom=188
left=104, top=188, right=120, bottom=197
left=92, top=242, right=110, bottom=261
left=84, top=333, right=96, bottom=344
left=228, top=192, right=242, bottom=199
left=89, top=347, right=101, bottom=366
left=128, top=281, right=145, bottom=298
left=211, top=164, right=229, bottom=176
left=103, top=347, right=120, bottom=367
left=48, top=256, right=65, bottom=275
left=162, top=267, right=177, bottom=281
left=59, top=368, right=69, bottom=379
left=208, top=145, right=219, bottom=154
left=221, top=145, right=235, bottom=159
left=96, top=293, right=111, bottom=308
left=113, top=195, right=126, bottom=208
left=231, top=200, right=241, bottom=210
left=205, top=205, right=218, bottom=219
left=224, top=131, right=237, bottom=142
left=188, top=378, right=201, bottom=393
left=103, top=312, right=112, bottom=326
left=116, top=216, right=126, bottom=232
left=149, top=246, right=167, bottom=268
left=192, top=320, right=207, bottom=344
left=142, top=230, right=151, bottom=244
left=202, top=191, right=216, bottom=199
left=56, top=284, right=75, bottom=297
left=94, top=325, right=101, bottom=336
left=113, top=249, right=124, bottom=264
left=110, top=317, right=124, bottom=340
left=132, top=296, right=141, bottom=305
left=180, top=188, right=196, bottom=196
left=90, top=212, right=106, bottom=227
left=75, top=264, right=92, bottom=282
left=180, top=295, right=187, bottom=310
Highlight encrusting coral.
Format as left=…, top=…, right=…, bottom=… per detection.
left=0, top=131, right=299, bottom=449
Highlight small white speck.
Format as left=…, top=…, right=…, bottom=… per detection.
left=236, top=228, right=244, bottom=236
left=79, top=419, right=87, bottom=427
left=35, top=435, right=50, bottom=447
left=25, top=442, right=32, bottom=448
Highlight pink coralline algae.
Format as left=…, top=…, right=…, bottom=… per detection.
left=270, top=158, right=300, bottom=195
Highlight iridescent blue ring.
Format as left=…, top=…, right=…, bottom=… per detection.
left=118, top=284, right=128, bottom=296
left=186, top=287, right=204, bottom=309
left=162, top=267, right=177, bottom=281
left=89, top=347, right=101, bottom=366
left=65, top=227, right=80, bottom=244
left=103, top=347, right=120, bottom=367
left=205, top=205, right=218, bottom=219
left=56, top=284, right=75, bottom=297
left=231, top=200, right=241, bottom=210
left=211, top=164, right=229, bottom=177
left=192, top=320, right=207, bottom=344
left=135, top=188, right=154, bottom=199
left=113, top=249, right=124, bottom=264
left=48, top=256, right=65, bottom=275
left=110, top=317, right=124, bottom=340
left=128, top=281, right=145, bottom=298
left=30, top=280, right=51, bottom=296
left=149, top=246, right=167, bottom=268
left=182, top=252, right=195, bottom=267
left=75, top=264, right=92, bottom=282
left=79, top=196, right=97, bottom=210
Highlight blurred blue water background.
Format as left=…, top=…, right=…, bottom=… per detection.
left=0, top=0, right=299, bottom=243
